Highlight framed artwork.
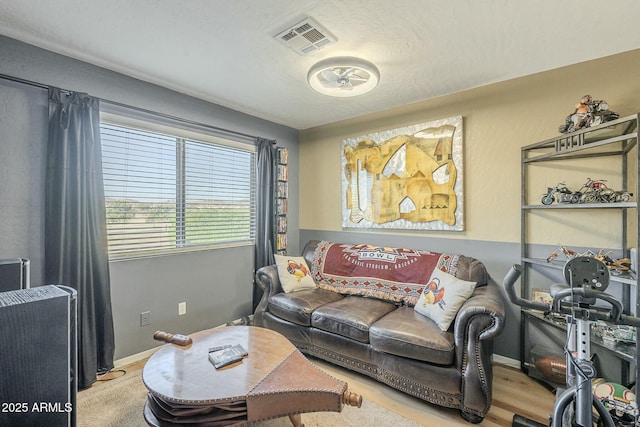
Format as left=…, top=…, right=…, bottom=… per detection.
left=532, top=288, right=553, bottom=304
left=342, top=116, right=463, bottom=230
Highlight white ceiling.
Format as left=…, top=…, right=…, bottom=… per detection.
left=1, top=0, right=640, bottom=130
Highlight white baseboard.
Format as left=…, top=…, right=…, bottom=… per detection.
left=114, top=346, right=160, bottom=368
left=493, top=354, right=520, bottom=369
left=113, top=321, right=234, bottom=368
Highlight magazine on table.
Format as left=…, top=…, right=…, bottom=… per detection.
left=208, top=344, right=248, bottom=369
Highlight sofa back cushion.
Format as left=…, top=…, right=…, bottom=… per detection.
left=309, top=240, right=467, bottom=306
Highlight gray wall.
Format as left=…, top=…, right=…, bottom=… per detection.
left=0, top=36, right=300, bottom=359
left=0, top=80, right=48, bottom=284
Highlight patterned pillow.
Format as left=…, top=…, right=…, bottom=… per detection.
left=414, top=269, right=476, bottom=331
left=274, top=255, right=316, bottom=293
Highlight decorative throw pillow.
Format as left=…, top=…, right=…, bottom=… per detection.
left=414, top=270, right=476, bottom=331
left=274, top=255, right=316, bottom=293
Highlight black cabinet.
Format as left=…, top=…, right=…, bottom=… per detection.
left=0, top=285, right=77, bottom=426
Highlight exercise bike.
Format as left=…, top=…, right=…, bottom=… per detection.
left=503, top=256, right=640, bottom=427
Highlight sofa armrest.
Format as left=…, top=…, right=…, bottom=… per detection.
left=454, top=282, right=506, bottom=347
left=453, top=281, right=506, bottom=419
left=253, top=265, right=282, bottom=327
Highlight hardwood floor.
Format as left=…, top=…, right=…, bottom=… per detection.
left=310, top=359, right=556, bottom=426
left=101, top=356, right=555, bottom=426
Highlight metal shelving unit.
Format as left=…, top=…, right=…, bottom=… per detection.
left=520, top=114, right=639, bottom=393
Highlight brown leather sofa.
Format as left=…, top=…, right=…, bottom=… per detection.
left=254, top=240, right=506, bottom=423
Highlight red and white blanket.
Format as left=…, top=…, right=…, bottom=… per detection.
left=310, top=240, right=460, bottom=306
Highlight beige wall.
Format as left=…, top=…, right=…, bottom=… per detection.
left=300, top=49, right=640, bottom=246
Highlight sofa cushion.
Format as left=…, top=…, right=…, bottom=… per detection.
left=274, top=254, right=316, bottom=293
left=268, top=289, right=344, bottom=326
left=370, top=306, right=455, bottom=365
left=311, top=296, right=397, bottom=343
left=414, top=270, right=476, bottom=331
left=310, top=240, right=462, bottom=306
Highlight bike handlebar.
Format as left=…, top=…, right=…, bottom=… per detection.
left=621, top=312, right=640, bottom=328
left=503, top=264, right=550, bottom=312
left=551, top=287, right=622, bottom=322
left=503, top=264, right=640, bottom=328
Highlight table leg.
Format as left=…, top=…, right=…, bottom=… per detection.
left=288, top=413, right=304, bottom=427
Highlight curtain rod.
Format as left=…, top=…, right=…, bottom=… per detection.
left=0, top=72, right=262, bottom=143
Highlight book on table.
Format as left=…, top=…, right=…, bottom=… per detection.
left=208, top=344, right=248, bottom=369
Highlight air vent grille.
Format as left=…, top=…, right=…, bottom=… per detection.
left=296, top=23, right=312, bottom=33
left=281, top=31, right=297, bottom=42
left=303, top=28, right=324, bottom=43
left=274, top=17, right=336, bottom=55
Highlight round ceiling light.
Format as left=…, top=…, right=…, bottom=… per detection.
left=307, top=57, right=380, bottom=97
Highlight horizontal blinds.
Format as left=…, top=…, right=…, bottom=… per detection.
left=101, top=123, right=256, bottom=258
left=184, top=140, right=255, bottom=245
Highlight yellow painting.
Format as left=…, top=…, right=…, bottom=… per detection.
left=342, top=116, right=463, bottom=230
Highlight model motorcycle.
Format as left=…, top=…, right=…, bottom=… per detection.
left=541, top=182, right=580, bottom=205
left=574, top=178, right=632, bottom=204
left=558, top=95, right=619, bottom=134
left=576, top=178, right=612, bottom=203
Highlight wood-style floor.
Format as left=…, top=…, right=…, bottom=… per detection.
left=311, top=359, right=555, bottom=426
left=103, top=358, right=555, bottom=426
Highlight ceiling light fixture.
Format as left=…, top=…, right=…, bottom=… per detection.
left=307, top=57, right=380, bottom=97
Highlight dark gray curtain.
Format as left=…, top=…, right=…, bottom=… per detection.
left=253, top=137, right=277, bottom=311
left=45, top=87, right=115, bottom=389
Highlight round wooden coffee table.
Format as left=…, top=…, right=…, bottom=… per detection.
left=142, top=326, right=361, bottom=426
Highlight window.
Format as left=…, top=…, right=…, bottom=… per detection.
left=101, top=122, right=256, bottom=258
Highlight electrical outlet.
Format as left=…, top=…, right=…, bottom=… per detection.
left=140, top=311, right=151, bottom=326
left=178, top=301, right=186, bottom=316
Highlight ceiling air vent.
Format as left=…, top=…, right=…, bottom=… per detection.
left=274, top=17, right=336, bottom=55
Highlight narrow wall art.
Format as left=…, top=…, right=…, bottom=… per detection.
left=342, top=116, right=463, bottom=231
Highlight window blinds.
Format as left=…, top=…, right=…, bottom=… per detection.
left=101, top=123, right=256, bottom=258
